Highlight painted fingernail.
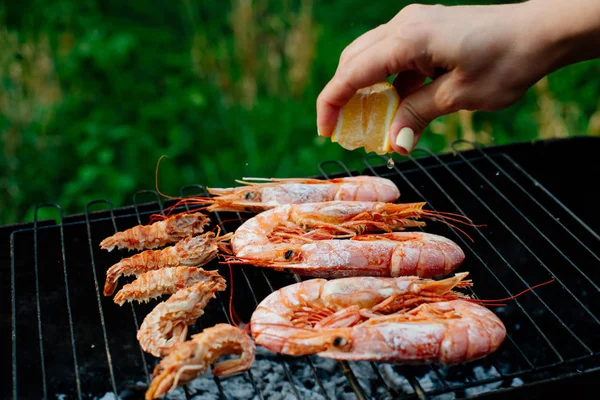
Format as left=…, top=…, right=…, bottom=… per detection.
left=395, top=127, right=414, bottom=152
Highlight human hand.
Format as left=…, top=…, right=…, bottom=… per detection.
left=316, top=1, right=600, bottom=155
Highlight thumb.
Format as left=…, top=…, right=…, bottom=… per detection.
left=389, top=73, right=460, bottom=155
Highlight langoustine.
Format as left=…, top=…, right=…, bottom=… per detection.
left=145, top=324, right=255, bottom=400
left=229, top=201, right=469, bottom=278
left=104, top=231, right=231, bottom=296
left=250, top=273, right=506, bottom=364
left=227, top=232, right=465, bottom=278
left=137, top=277, right=227, bottom=358
left=113, top=266, right=224, bottom=306
left=203, top=176, right=401, bottom=212
left=100, top=212, right=210, bottom=252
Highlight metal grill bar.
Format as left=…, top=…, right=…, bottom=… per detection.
left=108, top=200, right=152, bottom=383
left=410, top=146, right=595, bottom=352
left=85, top=200, right=119, bottom=395
left=35, top=204, right=83, bottom=399
left=362, top=154, right=538, bottom=391
left=363, top=156, right=536, bottom=365
left=404, top=149, right=573, bottom=359
left=456, top=141, right=600, bottom=247
left=10, top=232, right=18, bottom=400
left=7, top=138, right=600, bottom=398
left=384, top=149, right=573, bottom=360
left=177, top=185, right=261, bottom=400
left=32, top=211, right=48, bottom=399
left=318, top=159, right=407, bottom=400
left=178, top=184, right=312, bottom=400
left=132, top=189, right=266, bottom=400
left=178, top=185, right=234, bottom=400
left=450, top=141, right=599, bottom=293
left=362, top=157, right=518, bottom=393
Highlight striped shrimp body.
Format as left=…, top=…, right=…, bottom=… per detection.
left=113, top=266, right=223, bottom=306
left=104, top=231, right=231, bottom=296
left=205, top=176, right=401, bottom=213
left=100, top=212, right=210, bottom=252
left=137, top=277, right=227, bottom=358
left=250, top=273, right=507, bottom=364
left=228, top=232, right=465, bottom=278
left=145, top=324, right=255, bottom=400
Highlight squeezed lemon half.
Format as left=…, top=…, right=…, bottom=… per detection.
left=331, top=81, right=400, bottom=155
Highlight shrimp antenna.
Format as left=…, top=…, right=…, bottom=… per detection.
left=471, top=278, right=556, bottom=307
left=421, top=209, right=485, bottom=242
left=155, top=155, right=180, bottom=200
left=226, top=261, right=245, bottom=327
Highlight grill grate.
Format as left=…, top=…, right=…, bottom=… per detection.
left=3, top=138, right=599, bottom=399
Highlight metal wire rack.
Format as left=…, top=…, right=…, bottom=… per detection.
left=3, top=138, right=599, bottom=399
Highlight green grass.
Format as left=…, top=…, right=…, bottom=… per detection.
left=1, top=0, right=599, bottom=225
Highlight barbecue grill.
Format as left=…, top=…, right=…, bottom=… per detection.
left=2, top=137, right=599, bottom=399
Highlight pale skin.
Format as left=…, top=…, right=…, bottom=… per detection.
left=316, top=0, right=600, bottom=154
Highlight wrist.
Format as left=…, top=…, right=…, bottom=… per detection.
left=520, top=0, right=600, bottom=75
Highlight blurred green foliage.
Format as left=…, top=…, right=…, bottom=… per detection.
left=1, top=0, right=599, bottom=225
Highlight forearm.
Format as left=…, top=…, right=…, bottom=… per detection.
left=523, top=0, right=600, bottom=74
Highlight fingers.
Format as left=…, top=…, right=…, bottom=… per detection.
left=317, top=35, right=421, bottom=137
left=337, top=25, right=389, bottom=67
left=389, top=72, right=461, bottom=155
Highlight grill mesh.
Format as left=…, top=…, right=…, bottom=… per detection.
left=3, top=138, right=600, bottom=399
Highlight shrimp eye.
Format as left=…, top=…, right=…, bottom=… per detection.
left=245, top=192, right=255, bottom=200
left=284, top=249, right=294, bottom=259
left=333, top=337, right=346, bottom=347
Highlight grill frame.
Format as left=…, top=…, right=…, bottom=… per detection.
left=3, top=137, right=599, bottom=399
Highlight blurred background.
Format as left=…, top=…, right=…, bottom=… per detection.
left=1, top=0, right=599, bottom=226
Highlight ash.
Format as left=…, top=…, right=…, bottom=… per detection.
left=95, top=350, right=524, bottom=399
left=167, top=349, right=522, bottom=399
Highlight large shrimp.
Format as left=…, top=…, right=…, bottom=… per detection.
left=227, top=232, right=465, bottom=278
left=145, top=324, right=256, bottom=400
left=113, top=267, right=224, bottom=306
left=231, top=201, right=472, bottom=257
left=137, top=277, right=227, bottom=358
left=250, top=273, right=507, bottom=364
left=100, top=212, right=210, bottom=252
left=203, top=176, right=401, bottom=212
left=104, top=231, right=231, bottom=296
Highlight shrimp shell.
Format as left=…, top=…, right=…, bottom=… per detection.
left=113, top=267, right=223, bottom=306
left=316, top=300, right=506, bottom=364
left=137, top=277, right=227, bottom=358
left=104, top=231, right=231, bottom=296
left=205, top=176, right=401, bottom=213
left=145, top=324, right=255, bottom=400
left=99, top=212, right=210, bottom=252
left=250, top=273, right=506, bottom=363
left=228, top=232, right=465, bottom=279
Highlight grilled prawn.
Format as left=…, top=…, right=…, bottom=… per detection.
left=250, top=273, right=506, bottom=364
left=230, top=201, right=470, bottom=275
left=137, top=277, right=227, bottom=358
left=104, top=231, right=231, bottom=296
left=100, top=212, right=210, bottom=252
left=145, top=324, right=255, bottom=400
left=228, top=232, right=464, bottom=278
left=113, top=267, right=223, bottom=306
left=204, top=176, right=401, bottom=212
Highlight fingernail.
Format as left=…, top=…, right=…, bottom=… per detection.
left=395, top=127, right=414, bottom=152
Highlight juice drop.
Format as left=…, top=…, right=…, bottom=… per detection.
left=386, top=157, right=395, bottom=169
